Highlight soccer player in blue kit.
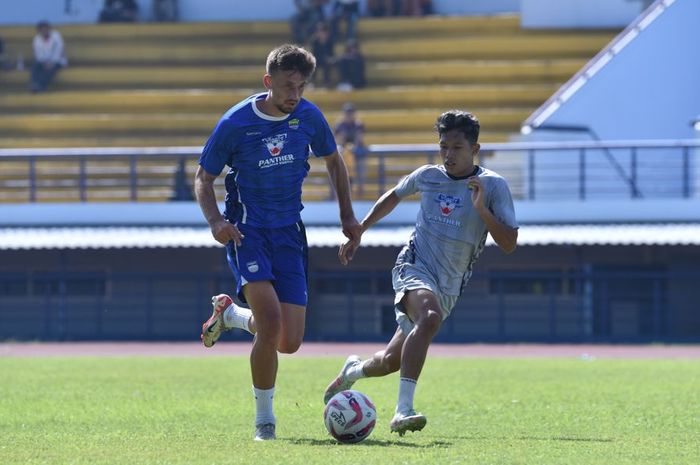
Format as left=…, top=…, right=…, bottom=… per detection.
left=324, top=110, right=518, bottom=436
left=195, top=44, right=361, bottom=441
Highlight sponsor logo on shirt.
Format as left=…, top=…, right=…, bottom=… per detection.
left=436, top=194, right=462, bottom=216
left=426, top=193, right=463, bottom=227
left=263, top=133, right=287, bottom=156
left=259, top=133, right=295, bottom=169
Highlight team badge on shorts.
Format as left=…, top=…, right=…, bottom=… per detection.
left=247, top=261, right=259, bottom=273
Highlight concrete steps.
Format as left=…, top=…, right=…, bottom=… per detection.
left=0, top=14, right=620, bottom=202
left=0, top=59, right=585, bottom=90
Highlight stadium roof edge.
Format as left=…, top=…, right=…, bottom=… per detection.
left=1, top=224, right=700, bottom=250
left=0, top=199, right=699, bottom=228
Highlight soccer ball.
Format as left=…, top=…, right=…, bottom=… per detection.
left=323, top=390, right=376, bottom=444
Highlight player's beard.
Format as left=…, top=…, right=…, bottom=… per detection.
left=276, top=101, right=297, bottom=114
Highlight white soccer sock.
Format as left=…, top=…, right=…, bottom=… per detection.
left=345, top=360, right=367, bottom=382
left=223, top=303, right=253, bottom=333
left=253, top=386, right=276, bottom=426
left=396, top=377, right=417, bottom=414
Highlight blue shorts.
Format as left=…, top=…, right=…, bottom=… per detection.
left=225, top=221, right=308, bottom=306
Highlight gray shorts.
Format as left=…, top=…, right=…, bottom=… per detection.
left=391, top=262, right=459, bottom=335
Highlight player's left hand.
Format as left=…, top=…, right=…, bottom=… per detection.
left=467, top=176, right=485, bottom=211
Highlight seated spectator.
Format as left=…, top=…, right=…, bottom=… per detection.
left=290, top=0, right=327, bottom=45
left=335, top=102, right=369, bottom=195
left=309, top=21, right=335, bottom=88
left=404, top=0, right=433, bottom=16
left=366, top=0, right=401, bottom=17
left=0, top=35, right=6, bottom=70
left=153, top=0, right=179, bottom=22
left=30, top=21, right=68, bottom=93
left=336, top=39, right=365, bottom=90
left=99, top=0, right=139, bottom=23
left=331, top=0, right=360, bottom=42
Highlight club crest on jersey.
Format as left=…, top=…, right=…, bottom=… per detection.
left=263, top=133, right=287, bottom=156
left=436, top=193, right=462, bottom=216
left=288, top=118, right=300, bottom=130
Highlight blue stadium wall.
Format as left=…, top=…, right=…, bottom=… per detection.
left=1, top=243, right=698, bottom=343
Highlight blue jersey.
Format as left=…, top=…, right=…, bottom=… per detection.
left=199, top=93, right=337, bottom=228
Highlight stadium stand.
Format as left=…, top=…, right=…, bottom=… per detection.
left=0, top=15, right=617, bottom=201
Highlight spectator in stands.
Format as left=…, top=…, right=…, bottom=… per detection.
left=308, top=21, right=334, bottom=88
left=99, top=0, right=139, bottom=23
left=336, top=39, right=365, bottom=90
left=405, top=0, right=433, bottom=16
left=195, top=44, right=360, bottom=441
left=335, top=102, right=369, bottom=195
left=324, top=109, right=518, bottom=437
left=153, top=0, right=179, bottom=22
left=30, top=21, right=68, bottom=93
left=366, top=0, right=401, bottom=17
left=0, top=35, right=6, bottom=70
left=290, top=0, right=327, bottom=44
left=331, top=0, right=360, bottom=42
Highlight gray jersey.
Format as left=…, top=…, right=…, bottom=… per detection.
left=393, top=164, right=518, bottom=296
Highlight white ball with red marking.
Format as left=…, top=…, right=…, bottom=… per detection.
left=323, top=390, right=377, bottom=444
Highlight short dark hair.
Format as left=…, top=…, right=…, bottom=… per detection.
left=266, top=44, right=316, bottom=79
left=36, top=20, right=50, bottom=30
left=435, top=110, right=480, bottom=145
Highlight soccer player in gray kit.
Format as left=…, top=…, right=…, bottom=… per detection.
left=324, top=110, right=519, bottom=436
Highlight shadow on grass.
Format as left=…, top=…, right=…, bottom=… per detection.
left=280, top=437, right=453, bottom=448
left=454, top=435, right=614, bottom=443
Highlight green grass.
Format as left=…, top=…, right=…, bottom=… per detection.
left=1, top=356, right=699, bottom=465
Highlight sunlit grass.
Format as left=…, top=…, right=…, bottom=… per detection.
left=0, top=356, right=698, bottom=464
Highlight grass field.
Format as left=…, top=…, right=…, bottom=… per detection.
left=1, top=356, right=698, bottom=465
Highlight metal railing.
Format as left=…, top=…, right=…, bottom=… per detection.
left=1, top=139, right=699, bottom=202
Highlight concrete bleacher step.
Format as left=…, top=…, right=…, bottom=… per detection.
left=0, top=59, right=585, bottom=91
left=0, top=85, right=557, bottom=114
left=1, top=15, right=602, bottom=50
left=0, top=130, right=511, bottom=149
left=1, top=59, right=587, bottom=90
left=0, top=15, right=521, bottom=43
left=2, top=32, right=613, bottom=67
left=0, top=108, right=529, bottom=135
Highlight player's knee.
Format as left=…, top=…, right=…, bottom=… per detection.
left=256, top=316, right=282, bottom=344
left=416, top=310, right=442, bottom=336
left=277, top=337, right=302, bottom=354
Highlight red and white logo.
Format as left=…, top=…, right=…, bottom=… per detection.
left=436, top=193, right=462, bottom=216
left=263, top=133, right=287, bottom=156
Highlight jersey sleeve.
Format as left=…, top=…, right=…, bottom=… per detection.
left=309, top=107, right=338, bottom=158
left=199, top=118, right=237, bottom=175
left=394, top=165, right=429, bottom=198
left=489, top=177, right=519, bottom=229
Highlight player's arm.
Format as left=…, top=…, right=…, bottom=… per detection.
left=339, top=188, right=402, bottom=265
left=194, top=166, right=243, bottom=246
left=467, top=177, right=518, bottom=254
left=359, top=188, right=401, bottom=233
left=478, top=206, right=518, bottom=254
left=323, top=150, right=361, bottom=241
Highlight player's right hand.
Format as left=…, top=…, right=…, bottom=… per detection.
left=338, top=237, right=360, bottom=266
left=210, top=218, right=244, bottom=246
